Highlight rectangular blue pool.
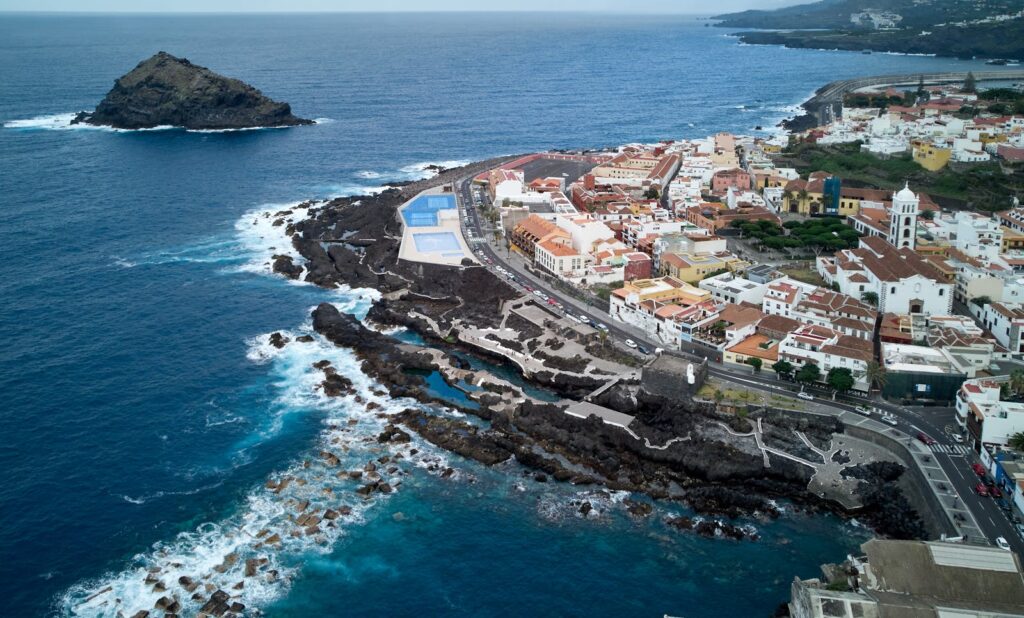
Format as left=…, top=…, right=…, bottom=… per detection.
left=402, top=194, right=457, bottom=227
left=413, top=232, right=462, bottom=254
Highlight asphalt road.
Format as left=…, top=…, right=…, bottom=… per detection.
left=454, top=174, right=1024, bottom=556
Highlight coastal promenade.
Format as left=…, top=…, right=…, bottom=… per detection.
left=452, top=170, right=1024, bottom=556
left=792, top=69, right=1024, bottom=128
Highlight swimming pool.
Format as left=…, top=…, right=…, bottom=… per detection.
left=402, top=194, right=456, bottom=227
left=413, top=231, right=462, bottom=253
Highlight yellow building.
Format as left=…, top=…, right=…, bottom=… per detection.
left=912, top=141, right=952, bottom=171
left=659, top=252, right=746, bottom=284
left=611, top=276, right=710, bottom=306
left=781, top=176, right=890, bottom=216
left=1002, top=226, right=1024, bottom=253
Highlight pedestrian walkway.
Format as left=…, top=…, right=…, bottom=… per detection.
left=931, top=443, right=971, bottom=456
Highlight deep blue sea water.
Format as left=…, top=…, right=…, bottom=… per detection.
left=0, top=12, right=995, bottom=617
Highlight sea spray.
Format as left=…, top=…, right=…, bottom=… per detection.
left=59, top=329, right=452, bottom=617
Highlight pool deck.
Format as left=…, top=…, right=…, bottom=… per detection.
left=397, top=186, right=478, bottom=267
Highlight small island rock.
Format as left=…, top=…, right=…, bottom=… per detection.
left=72, top=51, right=313, bottom=130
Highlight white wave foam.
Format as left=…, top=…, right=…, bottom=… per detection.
left=399, top=159, right=471, bottom=179
left=60, top=328, right=443, bottom=617
left=356, top=170, right=383, bottom=179
left=233, top=203, right=314, bottom=277
left=4, top=112, right=324, bottom=133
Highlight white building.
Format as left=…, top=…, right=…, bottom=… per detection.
left=820, top=236, right=953, bottom=315
left=699, top=272, right=768, bottom=306
left=777, top=324, right=874, bottom=392
left=977, top=302, right=1024, bottom=357
left=887, top=183, right=919, bottom=250
left=957, top=376, right=1024, bottom=448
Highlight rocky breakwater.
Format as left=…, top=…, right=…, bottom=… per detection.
left=72, top=51, right=313, bottom=130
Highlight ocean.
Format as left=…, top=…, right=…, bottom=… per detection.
left=0, top=12, right=991, bottom=617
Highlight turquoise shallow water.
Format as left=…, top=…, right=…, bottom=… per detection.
left=0, top=11, right=989, bottom=616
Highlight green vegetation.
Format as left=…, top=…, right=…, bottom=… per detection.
left=827, top=367, right=855, bottom=394
left=861, top=291, right=878, bottom=307
left=772, top=359, right=794, bottom=378
left=865, top=360, right=887, bottom=392
left=592, top=281, right=623, bottom=302
left=1010, top=431, right=1024, bottom=451
left=796, top=362, right=822, bottom=385
left=732, top=218, right=860, bottom=253
left=780, top=141, right=1024, bottom=212
left=746, top=357, right=763, bottom=372
left=778, top=263, right=827, bottom=287
left=782, top=218, right=861, bottom=252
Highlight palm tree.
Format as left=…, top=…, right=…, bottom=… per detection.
left=713, top=389, right=725, bottom=406
left=1010, top=369, right=1024, bottom=396
left=865, top=360, right=887, bottom=392
left=1009, top=431, right=1024, bottom=451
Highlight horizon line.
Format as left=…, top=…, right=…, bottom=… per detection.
left=0, top=9, right=720, bottom=15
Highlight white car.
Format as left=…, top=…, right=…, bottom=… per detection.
left=856, top=407, right=872, bottom=417
left=951, top=434, right=964, bottom=443
left=881, top=414, right=898, bottom=427
left=996, top=536, right=1011, bottom=551
left=797, top=391, right=814, bottom=401
left=596, top=323, right=609, bottom=332
left=625, top=339, right=638, bottom=349
left=579, top=315, right=592, bottom=325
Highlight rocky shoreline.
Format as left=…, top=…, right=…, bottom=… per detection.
left=261, top=158, right=929, bottom=543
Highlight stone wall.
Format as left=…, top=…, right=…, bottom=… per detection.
left=640, top=351, right=708, bottom=401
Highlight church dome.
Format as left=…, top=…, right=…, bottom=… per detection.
left=895, top=182, right=916, bottom=202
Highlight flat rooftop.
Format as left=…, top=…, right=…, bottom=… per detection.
left=519, top=156, right=596, bottom=185
left=565, top=401, right=634, bottom=429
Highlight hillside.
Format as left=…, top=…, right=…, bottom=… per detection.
left=715, top=0, right=1024, bottom=30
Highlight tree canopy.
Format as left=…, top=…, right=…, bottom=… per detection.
left=796, top=362, right=822, bottom=384
left=827, top=367, right=855, bottom=393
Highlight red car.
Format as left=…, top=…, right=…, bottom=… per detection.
left=916, top=432, right=937, bottom=446
left=971, top=463, right=986, bottom=476
left=975, top=483, right=990, bottom=497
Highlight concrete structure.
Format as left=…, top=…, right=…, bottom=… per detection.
left=977, top=301, right=1024, bottom=357
left=639, top=352, right=708, bottom=401
left=778, top=324, right=875, bottom=392
left=397, top=190, right=476, bottom=266
left=789, top=539, right=1024, bottom=618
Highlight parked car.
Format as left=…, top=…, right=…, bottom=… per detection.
left=546, top=298, right=557, bottom=306
left=595, top=323, right=609, bottom=331
left=625, top=339, right=638, bottom=349
left=579, top=315, right=592, bottom=325
left=916, top=432, right=937, bottom=446
left=971, top=463, right=986, bottom=476
left=1016, top=523, right=1024, bottom=540
left=975, top=483, right=989, bottom=497
left=797, top=391, right=814, bottom=401
left=995, top=536, right=1011, bottom=551
left=637, top=345, right=650, bottom=355
left=880, top=414, right=898, bottom=427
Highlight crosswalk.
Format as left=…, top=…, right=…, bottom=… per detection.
left=930, top=443, right=971, bottom=456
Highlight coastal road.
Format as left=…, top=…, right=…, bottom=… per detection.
left=453, top=173, right=1024, bottom=556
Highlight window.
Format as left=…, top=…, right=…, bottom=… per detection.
left=891, top=287, right=896, bottom=294
left=939, top=289, right=944, bottom=296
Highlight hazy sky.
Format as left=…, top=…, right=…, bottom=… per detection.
left=0, top=0, right=801, bottom=13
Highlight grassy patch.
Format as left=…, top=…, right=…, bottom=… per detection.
left=779, top=142, right=1023, bottom=211
left=778, top=262, right=826, bottom=287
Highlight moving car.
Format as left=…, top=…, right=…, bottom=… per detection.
left=951, top=434, right=964, bottom=443
left=625, top=339, right=638, bottom=349
left=797, top=391, right=814, bottom=401
left=995, top=536, right=1011, bottom=551
left=916, top=432, right=937, bottom=446
left=637, top=345, right=650, bottom=355
left=971, top=463, right=986, bottom=476
left=880, top=414, right=898, bottom=426
left=975, top=483, right=989, bottom=497
left=1016, top=523, right=1024, bottom=539
left=990, top=485, right=1003, bottom=499
left=855, top=406, right=872, bottom=417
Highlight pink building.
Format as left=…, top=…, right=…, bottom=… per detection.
left=711, top=168, right=752, bottom=194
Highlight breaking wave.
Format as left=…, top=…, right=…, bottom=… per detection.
left=58, top=324, right=450, bottom=617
